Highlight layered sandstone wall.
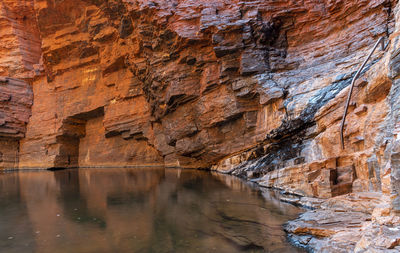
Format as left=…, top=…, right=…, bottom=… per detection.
left=0, top=0, right=41, bottom=79
left=0, top=77, right=33, bottom=169
left=216, top=0, right=400, bottom=214
left=1, top=0, right=399, bottom=206
left=1, top=0, right=400, bottom=251
left=0, top=0, right=39, bottom=169
left=14, top=0, right=394, bottom=168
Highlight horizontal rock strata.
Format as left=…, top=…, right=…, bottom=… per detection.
left=1, top=0, right=400, bottom=251
left=285, top=193, right=400, bottom=252
left=0, top=77, right=32, bottom=169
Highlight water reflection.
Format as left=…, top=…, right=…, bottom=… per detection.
left=0, top=168, right=304, bottom=253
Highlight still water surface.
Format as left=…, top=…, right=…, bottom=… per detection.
left=0, top=168, right=304, bottom=253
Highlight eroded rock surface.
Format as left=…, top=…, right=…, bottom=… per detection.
left=207, top=1, right=400, bottom=214
left=285, top=193, right=400, bottom=252
left=0, top=77, right=33, bottom=169
left=1, top=0, right=400, bottom=251
left=5, top=0, right=393, bottom=173
left=0, top=1, right=39, bottom=169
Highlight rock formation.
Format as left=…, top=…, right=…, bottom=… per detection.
left=1, top=0, right=400, bottom=251
left=0, top=77, right=32, bottom=169
left=0, top=0, right=39, bottom=169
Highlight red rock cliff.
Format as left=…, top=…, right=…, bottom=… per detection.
left=2, top=0, right=400, bottom=251
left=0, top=0, right=40, bottom=169
left=1, top=0, right=400, bottom=214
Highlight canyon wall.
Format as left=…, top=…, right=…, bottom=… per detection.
left=0, top=77, right=32, bottom=169
left=1, top=0, right=400, bottom=209
left=0, top=0, right=39, bottom=169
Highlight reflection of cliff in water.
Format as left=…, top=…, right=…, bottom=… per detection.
left=0, top=169, right=304, bottom=253
left=0, top=173, right=37, bottom=253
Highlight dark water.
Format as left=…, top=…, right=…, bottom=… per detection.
left=0, top=168, right=304, bottom=253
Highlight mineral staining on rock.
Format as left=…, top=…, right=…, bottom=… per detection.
left=1, top=0, right=400, bottom=251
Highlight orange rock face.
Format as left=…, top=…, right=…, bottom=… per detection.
left=1, top=0, right=400, bottom=210
left=0, top=0, right=40, bottom=169
left=2, top=1, right=400, bottom=251
left=0, top=0, right=41, bottom=79
left=0, top=77, right=33, bottom=169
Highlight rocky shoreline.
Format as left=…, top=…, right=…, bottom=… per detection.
left=287, top=194, right=400, bottom=252
left=216, top=164, right=400, bottom=252
left=212, top=163, right=399, bottom=252
left=1, top=1, right=400, bottom=251
left=260, top=188, right=400, bottom=252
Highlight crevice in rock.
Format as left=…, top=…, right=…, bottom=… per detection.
left=54, top=107, right=105, bottom=168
